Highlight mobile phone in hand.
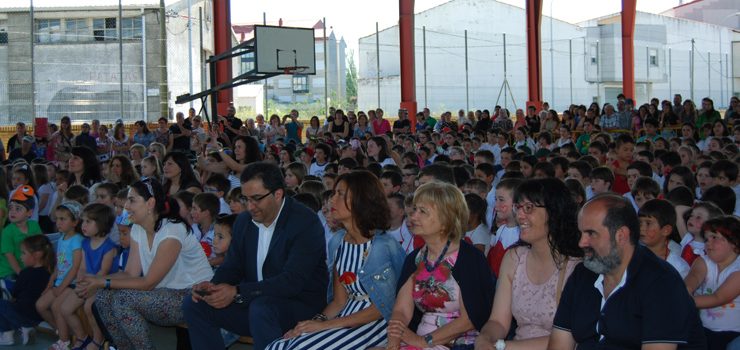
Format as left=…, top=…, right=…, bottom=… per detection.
left=195, top=289, right=211, bottom=297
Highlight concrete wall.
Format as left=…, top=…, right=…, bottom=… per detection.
left=0, top=8, right=162, bottom=124
left=34, top=41, right=144, bottom=122
left=662, top=0, right=740, bottom=30
left=6, top=12, right=33, bottom=123
left=0, top=46, right=8, bottom=119
left=0, top=0, right=214, bottom=124
left=579, top=12, right=736, bottom=106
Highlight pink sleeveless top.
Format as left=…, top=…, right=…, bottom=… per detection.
left=510, top=247, right=578, bottom=340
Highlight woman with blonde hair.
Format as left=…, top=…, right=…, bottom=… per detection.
left=383, top=182, right=494, bottom=350
left=147, top=142, right=167, bottom=162
left=129, top=143, right=146, bottom=173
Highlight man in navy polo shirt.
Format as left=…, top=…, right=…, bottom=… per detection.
left=548, top=195, right=705, bottom=349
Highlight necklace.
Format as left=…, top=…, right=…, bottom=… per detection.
left=422, top=240, right=451, bottom=272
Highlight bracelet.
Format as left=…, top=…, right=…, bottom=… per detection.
left=104, top=279, right=111, bottom=290
left=312, top=313, right=328, bottom=322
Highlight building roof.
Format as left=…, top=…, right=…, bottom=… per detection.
left=664, top=0, right=704, bottom=12
left=0, top=0, right=163, bottom=11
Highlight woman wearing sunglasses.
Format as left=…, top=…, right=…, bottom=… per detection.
left=476, top=178, right=582, bottom=350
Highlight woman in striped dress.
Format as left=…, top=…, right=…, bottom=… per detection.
left=267, top=170, right=405, bottom=350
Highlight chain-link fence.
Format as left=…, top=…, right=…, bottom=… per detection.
left=357, top=8, right=737, bottom=115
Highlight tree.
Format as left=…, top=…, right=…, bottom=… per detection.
left=345, top=49, right=358, bottom=110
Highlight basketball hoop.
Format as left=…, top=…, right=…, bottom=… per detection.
left=281, top=66, right=309, bottom=75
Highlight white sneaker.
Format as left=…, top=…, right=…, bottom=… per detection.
left=48, top=339, right=69, bottom=350
left=0, top=330, right=13, bottom=345
left=20, top=327, right=34, bottom=345
left=37, top=322, right=54, bottom=332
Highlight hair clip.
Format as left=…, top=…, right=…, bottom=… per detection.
left=143, top=179, right=154, bottom=197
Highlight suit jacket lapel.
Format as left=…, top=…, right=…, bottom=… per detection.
left=265, top=198, right=291, bottom=266
left=245, top=221, right=259, bottom=282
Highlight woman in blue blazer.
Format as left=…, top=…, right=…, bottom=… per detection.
left=267, top=170, right=405, bottom=350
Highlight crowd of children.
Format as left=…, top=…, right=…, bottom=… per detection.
left=0, top=95, right=737, bottom=348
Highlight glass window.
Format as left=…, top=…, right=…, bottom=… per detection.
left=590, top=44, right=598, bottom=64
left=0, top=20, right=7, bottom=44
left=64, top=19, right=89, bottom=42
left=292, top=75, right=308, bottom=93
left=93, top=18, right=117, bottom=41
left=240, top=54, right=255, bottom=74
left=121, top=17, right=142, bottom=39
left=649, top=48, right=658, bottom=67
left=36, top=19, right=62, bottom=43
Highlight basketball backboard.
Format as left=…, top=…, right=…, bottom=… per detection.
left=254, top=25, right=316, bottom=75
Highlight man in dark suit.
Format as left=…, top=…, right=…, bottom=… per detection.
left=183, top=162, right=328, bottom=350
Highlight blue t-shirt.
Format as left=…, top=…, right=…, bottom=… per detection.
left=82, top=237, right=119, bottom=275
left=54, top=233, right=84, bottom=286
left=133, top=132, right=156, bottom=148
left=285, top=121, right=301, bottom=144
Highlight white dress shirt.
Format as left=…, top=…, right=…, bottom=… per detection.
left=253, top=199, right=286, bottom=281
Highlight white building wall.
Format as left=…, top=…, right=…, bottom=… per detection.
left=359, top=0, right=588, bottom=114
left=359, top=0, right=737, bottom=115
left=580, top=12, right=735, bottom=107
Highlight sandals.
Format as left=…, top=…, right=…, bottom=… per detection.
left=71, top=336, right=92, bottom=350
left=86, top=339, right=105, bottom=350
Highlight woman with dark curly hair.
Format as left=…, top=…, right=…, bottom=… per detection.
left=477, top=178, right=582, bottom=349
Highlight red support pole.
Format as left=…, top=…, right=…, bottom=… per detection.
left=399, top=0, right=417, bottom=132
left=525, top=0, right=543, bottom=111
left=621, top=0, right=636, bottom=101
left=213, top=0, right=233, bottom=116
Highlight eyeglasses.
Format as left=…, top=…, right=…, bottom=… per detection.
left=513, top=202, right=544, bottom=214
left=239, top=190, right=275, bottom=205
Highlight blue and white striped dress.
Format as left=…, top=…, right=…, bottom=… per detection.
left=267, top=240, right=388, bottom=350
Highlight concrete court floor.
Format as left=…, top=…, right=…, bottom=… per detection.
left=2, top=325, right=254, bottom=350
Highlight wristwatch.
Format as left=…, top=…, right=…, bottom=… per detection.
left=424, top=334, right=433, bottom=346
left=233, top=285, right=246, bottom=304
left=495, top=339, right=506, bottom=350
